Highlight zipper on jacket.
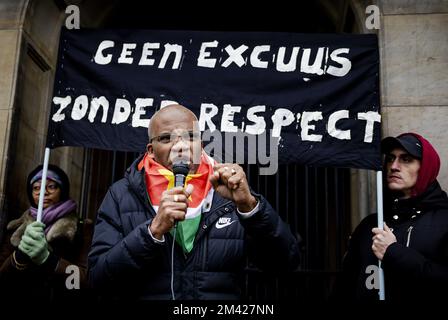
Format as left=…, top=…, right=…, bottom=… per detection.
left=197, top=202, right=232, bottom=269
left=182, top=202, right=233, bottom=266
left=406, top=226, right=413, bottom=247
left=194, top=202, right=232, bottom=243
left=201, top=233, right=208, bottom=271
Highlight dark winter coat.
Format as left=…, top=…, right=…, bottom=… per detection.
left=0, top=209, right=93, bottom=300
left=337, top=181, right=448, bottom=301
left=88, top=156, right=300, bottom=300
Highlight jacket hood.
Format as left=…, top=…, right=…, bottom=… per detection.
left=403, top=133, right=440, bottom=197
left=124, top=154, right=147, bottom=199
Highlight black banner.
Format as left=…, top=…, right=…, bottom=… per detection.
left=47, top=29, right=381, bottom=170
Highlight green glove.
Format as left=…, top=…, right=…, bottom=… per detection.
left=18, top=221, right=50, bottom=265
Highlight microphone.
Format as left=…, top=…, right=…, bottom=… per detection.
left=170, top=161, right=189, bottom=301
left=172, top=161, right=189, bottom=229
left=172, top=161, right=189, bottom=188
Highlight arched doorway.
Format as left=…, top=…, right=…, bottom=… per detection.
left=81, top=0, right=360, bottom=300
left=1, top=0, right=368, bottom=300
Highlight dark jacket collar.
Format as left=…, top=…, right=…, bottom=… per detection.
left=385, top=180, right=448, bottom=224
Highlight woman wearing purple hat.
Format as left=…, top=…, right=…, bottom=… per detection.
left=0, top=164, right=93, bottom=300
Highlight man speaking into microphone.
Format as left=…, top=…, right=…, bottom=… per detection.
left=88, top=104, right=300, bottom=300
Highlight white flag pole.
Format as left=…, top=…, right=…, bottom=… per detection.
left=376, top=170, right=385, bottom=300
left=36, top=147, right=51, bottom=222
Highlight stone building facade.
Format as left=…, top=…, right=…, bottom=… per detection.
left=0, top=0, right=447, bottom=259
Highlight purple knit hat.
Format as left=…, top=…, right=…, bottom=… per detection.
left=26, top=164, right=70, bottom=207
left=30, top=169, right=63, bottom=186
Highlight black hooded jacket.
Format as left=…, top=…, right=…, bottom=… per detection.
left=337, top=181, right=448, bottom=301
left=88, top=155, right=300, bottom=300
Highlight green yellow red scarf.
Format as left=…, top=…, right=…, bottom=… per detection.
left=139, top=151, right=215, bottom=253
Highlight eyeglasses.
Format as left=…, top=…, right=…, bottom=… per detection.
left=150, top=131, right=201, bottom=144
left=32, top=183, right=59, bottom=195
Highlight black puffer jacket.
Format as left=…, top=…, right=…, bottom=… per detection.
left=337, top=181, right=448, bottom=301
left=88, top=156, right=300, bottom=300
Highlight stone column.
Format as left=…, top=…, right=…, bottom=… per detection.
left=380, top=0, right=448, bottom=190
left=0, top=0, right=28, bottom=234
left=348, top=0, right=448, bottom=230
left=0, top=0, right=87, bottom=242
